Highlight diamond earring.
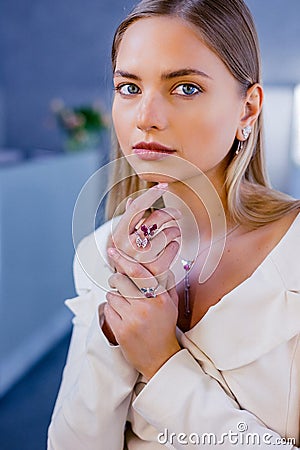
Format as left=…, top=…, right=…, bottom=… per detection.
left=235, top=140, right=244, bottom=155
left=242, top=125, right=252, bottom=140
left=235, top=125, right=252, bottom=156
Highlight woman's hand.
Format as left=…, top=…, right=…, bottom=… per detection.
left=101, top=183, right=182, bottom=345
left=109, top=183, right=181, bottom=269
left=104, top=243, right=181, bottom=380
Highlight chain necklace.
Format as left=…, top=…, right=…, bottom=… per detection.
left=181, top=223, right=240, bottom=317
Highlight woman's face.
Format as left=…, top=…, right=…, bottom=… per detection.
left=112, top=16, right=245, bottom=184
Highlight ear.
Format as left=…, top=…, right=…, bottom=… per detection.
left=236, top=83, right=264, bottom=141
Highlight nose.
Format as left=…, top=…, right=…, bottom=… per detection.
left=136, top=92, right=168, bottom=132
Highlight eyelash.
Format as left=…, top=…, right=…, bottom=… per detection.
left=114, top=82, right=203, bottom=97
left=172, top=83, right=202, bottom=96
left=114, top=83, right=141, bottom=95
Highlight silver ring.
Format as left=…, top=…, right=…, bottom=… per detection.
left=140, top=287, right=157, bottom=298
left=135, top=231, right=149, bottom=249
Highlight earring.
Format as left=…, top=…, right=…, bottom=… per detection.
left=236, top=125, right=252, bottom=156
left=242, top=125, right=252, bottom=140
left=235, top=140, right=244, bottom=155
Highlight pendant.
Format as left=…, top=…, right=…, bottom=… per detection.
left=181, top=259, right=194, bottom=317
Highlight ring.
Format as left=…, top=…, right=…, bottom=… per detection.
left=141, top=223, right=157, bottom=238
left=135, top=231, right=149, bottom=249
left=140, top=287, right=158, bottom=298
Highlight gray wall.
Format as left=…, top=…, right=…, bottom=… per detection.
left=0, top=0, right=300, bottom=151
left=0, top=0, right=136, bottom=150
left=247, top=0, right=300, bottom=85
left=0, top=150, right=104, bottom=396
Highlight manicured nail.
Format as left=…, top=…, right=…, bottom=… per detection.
left=154, top=183, right=168, bottom=190
left=126, top=197, right=133, bottom=209
left=107, top=247, right=118, bottom=258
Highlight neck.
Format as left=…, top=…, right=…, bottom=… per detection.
left=162, top=170, right=233, bottom=258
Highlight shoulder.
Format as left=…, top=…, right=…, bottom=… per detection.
left=270, top=210, right=300, bottom=289
left=73, top=216, right=122, bottom=294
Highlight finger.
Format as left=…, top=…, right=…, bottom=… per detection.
left=107, top=247, right=161, bottom=292
left=109, top=248, right=142, bottom=275
left=137, top=207, right=182, bottom=234
left=131, top=225, right=181, bottom=264
left=106, top=233, right=117, bottom=271
left=108, top=273, right=144, bottom=300
left=125, top=197, right=133, bottom=210
left=104, top=298, right=123, bottom=321
left=160, top=225, right=181, bottom=243
left=145, top=240, right=180, bottom=281
left=166, top=270, right=179, bottom=307
left=106, top=291, right=133, bottom=318
left=104, top=303, right=123, bottom=344
left=111, top=184, right=169, bottom=255
left=121, top=183, right=169, bottom=234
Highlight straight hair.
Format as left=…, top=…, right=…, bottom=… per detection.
left=106, top=0, right=300, bottom=226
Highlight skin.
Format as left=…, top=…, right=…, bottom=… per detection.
left=106, top=245, right=180, bottom=377
left=103, top=16, right=266, bottom=379
left=102, top=183, right=182, bottom=351
left=112, top=15, right=263, bottom=233
left=112, top=16, right=245, bottom=173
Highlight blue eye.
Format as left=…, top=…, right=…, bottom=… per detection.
left=173, top=84, right=201, bottom=96
left=115, top=83, right=141, bottom=95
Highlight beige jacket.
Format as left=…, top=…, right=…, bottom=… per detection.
left=48, top=215, right=300, bottom=449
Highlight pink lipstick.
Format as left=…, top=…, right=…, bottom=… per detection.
left=133, top=142, right=176, bottom=160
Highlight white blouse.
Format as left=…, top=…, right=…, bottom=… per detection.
left=48, top=214, right=300, bottom=449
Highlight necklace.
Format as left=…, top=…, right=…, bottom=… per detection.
left=181, top=223, right=240, bottom=318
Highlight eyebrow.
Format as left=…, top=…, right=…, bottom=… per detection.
left=113, top=68, right=212, bottom=80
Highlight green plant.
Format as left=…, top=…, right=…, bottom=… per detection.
left=51, top=99, right=109, bottom=151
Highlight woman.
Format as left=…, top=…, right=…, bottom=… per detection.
left=48, top=0, right=300, bottom=448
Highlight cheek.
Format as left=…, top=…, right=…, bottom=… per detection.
left=112, top=100, right=133, bottom=155
left=176, top=100, right=239, bottom=157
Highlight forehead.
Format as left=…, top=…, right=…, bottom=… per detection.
left=116, top=16, right=227, bottom=76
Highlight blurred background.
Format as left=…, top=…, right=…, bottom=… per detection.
left=0, top=0, right=299, bottom=449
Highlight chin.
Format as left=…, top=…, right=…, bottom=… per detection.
left=137, top=173, right=178, bottom=184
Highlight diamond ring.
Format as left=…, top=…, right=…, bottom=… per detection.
left=140, top=287, right=158, bottom=298
left=135, top=231, right=149, bottom=249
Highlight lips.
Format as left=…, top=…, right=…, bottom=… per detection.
left=132, top=142, right=176, bottom=160
left=133, top=142, right=176, bottom=153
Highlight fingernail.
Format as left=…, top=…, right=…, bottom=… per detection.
left=126, top=197, right=133, bottom=209
left=107, top=247, right=118, bottom=258
left=154, top=182, right=168, bottom=190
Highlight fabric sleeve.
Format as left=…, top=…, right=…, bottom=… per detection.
left=47, top=233, right=139, bottom=450
left=133, top=349, right=299, bottom=449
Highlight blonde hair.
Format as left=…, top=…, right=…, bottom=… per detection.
left=106, top=0, right=300, bottom=226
